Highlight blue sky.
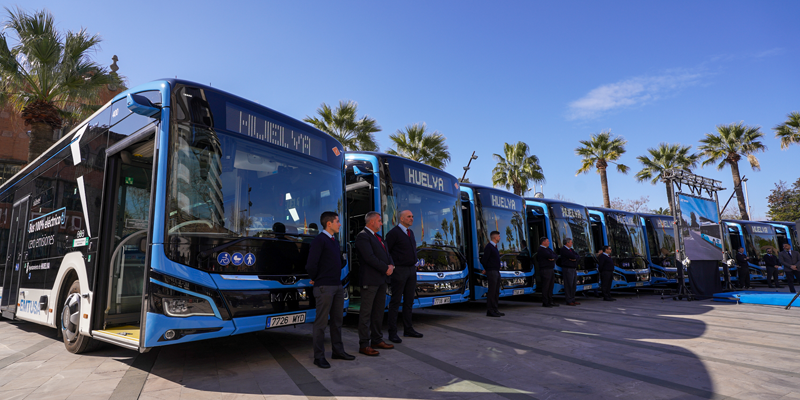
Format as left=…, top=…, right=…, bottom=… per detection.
left=19, top=1, right=800, bottom=219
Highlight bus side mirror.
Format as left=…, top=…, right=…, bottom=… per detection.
left=139, top=237, right=148, bottom=253
left=127, top=93, right=161, bottom=117
left=352, top=166, right=371, bottom=177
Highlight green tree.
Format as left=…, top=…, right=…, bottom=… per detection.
left=0, top=7, right=121, bottom=162
left=303, top=100, right=380, bottom=151
left=650, top=207, right=671, bottom=215
left=766, top=178, right=800, bottom=222
left=773, top=111, right=800, bottom=150
left=575, top=131, right=629, bottom=208
left=386, top=123, right=450, bottom=169
left=635, top=143, right=699, bottom=207
left=698, top=122, right=766, bottom=220
left=492, top=141, right=545, bottom=196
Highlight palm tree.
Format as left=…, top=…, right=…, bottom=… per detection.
left=386, top=123, right=450, bottom=169
left=575, top=131, right=629, bottom=208
left=698, top=122, right=766, bottom=220
left=773, top=111, right=800, bottom=149
left=492, top=141, right=545, bottom=196
left=635, top=143, right=699, bottom=208
left=0, top=8, right=121, bottom=162
left=303, top=100, right=380, bottom=151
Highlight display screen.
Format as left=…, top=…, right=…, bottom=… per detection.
left=677, top=193, right=723, bottom=261
left=477, top=189, right=522, bottom=212
left=226, top=103, right=327, bottom=161
left=385, top=158, right=459, bottom=196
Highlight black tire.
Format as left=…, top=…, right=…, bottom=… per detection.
left=61, top=279, right=98, bottom=354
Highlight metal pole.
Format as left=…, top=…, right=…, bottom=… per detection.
left=743, top=179, right=752, bottom=220
left=461, top=151, right=477, bottom=182
left=715, top=191, right=733, bottom=290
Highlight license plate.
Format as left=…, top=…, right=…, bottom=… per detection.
left=433, top=297, right=451, bottom=305
left=583, top=285, right=593, bottom=291
left=267, top=313, right=306, bottom=328
left=636, top=282, right=644, bottom=287
left=513, top=289, right=524, bottom=295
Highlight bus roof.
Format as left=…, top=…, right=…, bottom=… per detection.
left=523, top=197, right=587, bottom=210
left=587, top=206, right=638, bottom=217
left=345, top=151, right=458, bottom=180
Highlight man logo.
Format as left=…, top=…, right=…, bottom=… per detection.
left=514, top=271, right=521, bottom=276
left=281, top=276, right=298, bottom=285
left=437, top=272, right=445, bottom=278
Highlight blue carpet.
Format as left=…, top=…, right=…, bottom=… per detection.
left=713, top=291, right=800, bottom=307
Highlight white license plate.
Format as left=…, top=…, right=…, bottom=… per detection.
left=433, top=297, right=451, bottom=305
left=513, top=289, right=525, bottom=295
left=636, top=282, right=644, bottom=287
left=583, top=285, right=593, bottom=291
left=267, top=313, right=306, bottom=328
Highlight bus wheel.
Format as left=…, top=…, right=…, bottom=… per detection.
left=61, top=280, right=97, bottom=354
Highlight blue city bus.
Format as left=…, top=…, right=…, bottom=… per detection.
left=639, top=213, right=680, bottom=285
left=525, top=198, right=599, bottom=294
left=344, top=152, right=469, bottom=311
left=765, top=221, right=797, bottom=251
left=460, top=184, right=534, bottom=300
left=587, top=208, right=651, bottom=288
left=723, top=220, right=783, bottom=283
left=0, top=79, right=347, bottom=353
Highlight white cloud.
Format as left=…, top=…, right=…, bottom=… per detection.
left=567, top=71, right=702, bottom=120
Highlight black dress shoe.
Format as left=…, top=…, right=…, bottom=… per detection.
left=486, top=312, right=501, bottom=317
left=388, top=333, right=403, bottom=343
left=498, top=312, right=506, bottom=316
left=331, top=352, right=355, bottom=360
left=543, top=304, right=553, bottom=308
left=551, top=303, right=559, bottom=307
left=313, top=358, right=331, bottom=368
left=403, top=330, right=423, bottom=338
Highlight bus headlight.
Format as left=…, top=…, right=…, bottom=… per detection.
left=162, top=297, right=215, bottom=318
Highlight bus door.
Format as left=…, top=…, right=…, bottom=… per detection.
left=1, top=196, right=30, bottom=318
left=775, top=226, right=791, bottom=250
left=93, top=137, right=155, bottom=346
left=461, top=199, right=476, bottom=299
left=526, top=207, right=546, bottom=288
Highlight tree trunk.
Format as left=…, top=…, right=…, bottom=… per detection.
left=600, top=167, right=610, bottom=208
left=28, top=121, right=56, bottom=162
left=513, top=182, right=521, bottom=197
left=730, top=161, right=750, bottom=220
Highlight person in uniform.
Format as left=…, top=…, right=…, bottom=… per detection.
left=598, top=245, right=616, bottom=301
left=779, top=243, right=800, bottom=293
left=535, top=237, right=557, bottom=307
left=480, top=231, right=503, bottom=317
left=560, top=238, right=580, bottom=306
left=763, top=248, right=782, bottom=288
left=354, top=211, right=395, bottom=356
left=735, top=247, right=751, bottom=289
left=305, top=212, right=354, bottom=368
left=385, top=210, right=423, bottom=343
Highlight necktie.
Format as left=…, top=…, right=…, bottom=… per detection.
left=407, top=229, right=412, bottom=238
left=375, top=233, right=385, bottom=250
left=331, top=235, right=335, bottom=241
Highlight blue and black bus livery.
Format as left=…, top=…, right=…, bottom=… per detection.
left=724, top=220, right=784, bottom=283
left=525, top=198, right=599, bottom=294
left=460, top=184, right=534, bottom=300
left=344, top=152, right=469, bottom=311
left=639, top=213, right=683, bottom=285
left=588, top=208, right=651, bottom=289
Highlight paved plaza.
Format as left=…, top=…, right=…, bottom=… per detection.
left=2, top=288, right=800, bottom=400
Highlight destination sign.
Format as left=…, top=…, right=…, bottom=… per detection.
left=746, top=224, right=774, bottom=235
left=553, top=205, right=585, bottom=220
left=403, top=165, right=451, bottom=193
left=478, top=190, right=522, bottom=211
left=654, top=218, right=674, bottom=229
left=610, top=213, right=638, bottom=227
left=226, top=103, right=328, bottom=161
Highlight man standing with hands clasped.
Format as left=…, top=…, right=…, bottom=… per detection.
left=779, top=243, right=800, bottom=293
left=736, top=247, right=752, bottom=289
left=355, top=211, right=395, bottom=356
left=763, top=248, right=782, bottom=288
left=480, top=231, right=503, bottom=317
left=385, top=210, right=424, bottom=343
left=306, top=212, right=354, bottom=368
left=598, top=245, right=616, bottom=301
left=535, top=237, right=558, bottom=308
left=561, top=238, right=580, bottom=306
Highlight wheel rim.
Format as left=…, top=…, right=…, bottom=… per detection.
left=62, top=293, right=81, bottom=343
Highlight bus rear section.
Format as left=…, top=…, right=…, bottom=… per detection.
left=588, top=208, right=651, bottom=289
left=460, top=184, right=534, bottom=300
left=344, top=152, right=469, bottom=312
left=1, top=79, right=349, bottom=353
left=525, top=199, right=599, bottom=295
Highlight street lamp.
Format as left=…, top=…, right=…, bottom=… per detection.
left=742, top=178, right=751, bottom=219
left=461, top=151, right=478, bottom=182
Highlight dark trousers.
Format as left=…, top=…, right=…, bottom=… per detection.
left=563, top=268, right=577, bottom=304
left=540, top=268, right=555, bottom=305
left=765, top=266, right=780, bottom=287
left=600, top=270, right=614, bottom=299
left=785, top=268, right=800, bottom=293
left=486, top=270, right=501, bottom=314
left=312, top=285, right=345, bottom=360
left=358, top=284, right=387, bottom=348
left=388, top=267, right=416, bottom=334
left=737, top=266, right=751, bottom=288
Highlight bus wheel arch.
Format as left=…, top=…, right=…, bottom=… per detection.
left=60, top=277, right=98, bottom=353
left=54, top=269, right=78, bottom=339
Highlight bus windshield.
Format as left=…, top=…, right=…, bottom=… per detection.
left=479, top=207, right=525, bottom=254
left=743, top=224, right=778, bottom=264
left=647, top=217, right=676, bottom=267
left=607, top=213, right=647, bottom=260
left=549, top=205, right=593, bottom=257
left=385, top=183, right=462, bottom=249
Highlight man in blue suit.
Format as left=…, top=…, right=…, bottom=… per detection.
left=355, top=211, right=395, bottom=356
left=535, top=237, right=558, bottom=307
left=306, top=212, right=354, bottom=368
left=480, top=231, right=503, bottom=317
left=560, top=238, right=580, bottom=306
left=385, top=210, right=423, bottom=343
left=598, top=245, right=616, bottom=301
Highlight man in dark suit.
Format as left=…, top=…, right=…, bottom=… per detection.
left=306, top=212, right=354, bottom=368
left=480, top=231, right=503, bottom=317
left=561, top=238, right=580, bottom=306
left=779, top=243, right=800, bottom=293
left=385, top=210, right=423, bottom=343
left=735, top=247, right=751, bottom=289
left=354, top=211, right=395, bottom=356
left=598, top=245, right=616, bottom=301
left=763, top=248, right=782, bottom=288
left=535, top=237, right=558, bottom=308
